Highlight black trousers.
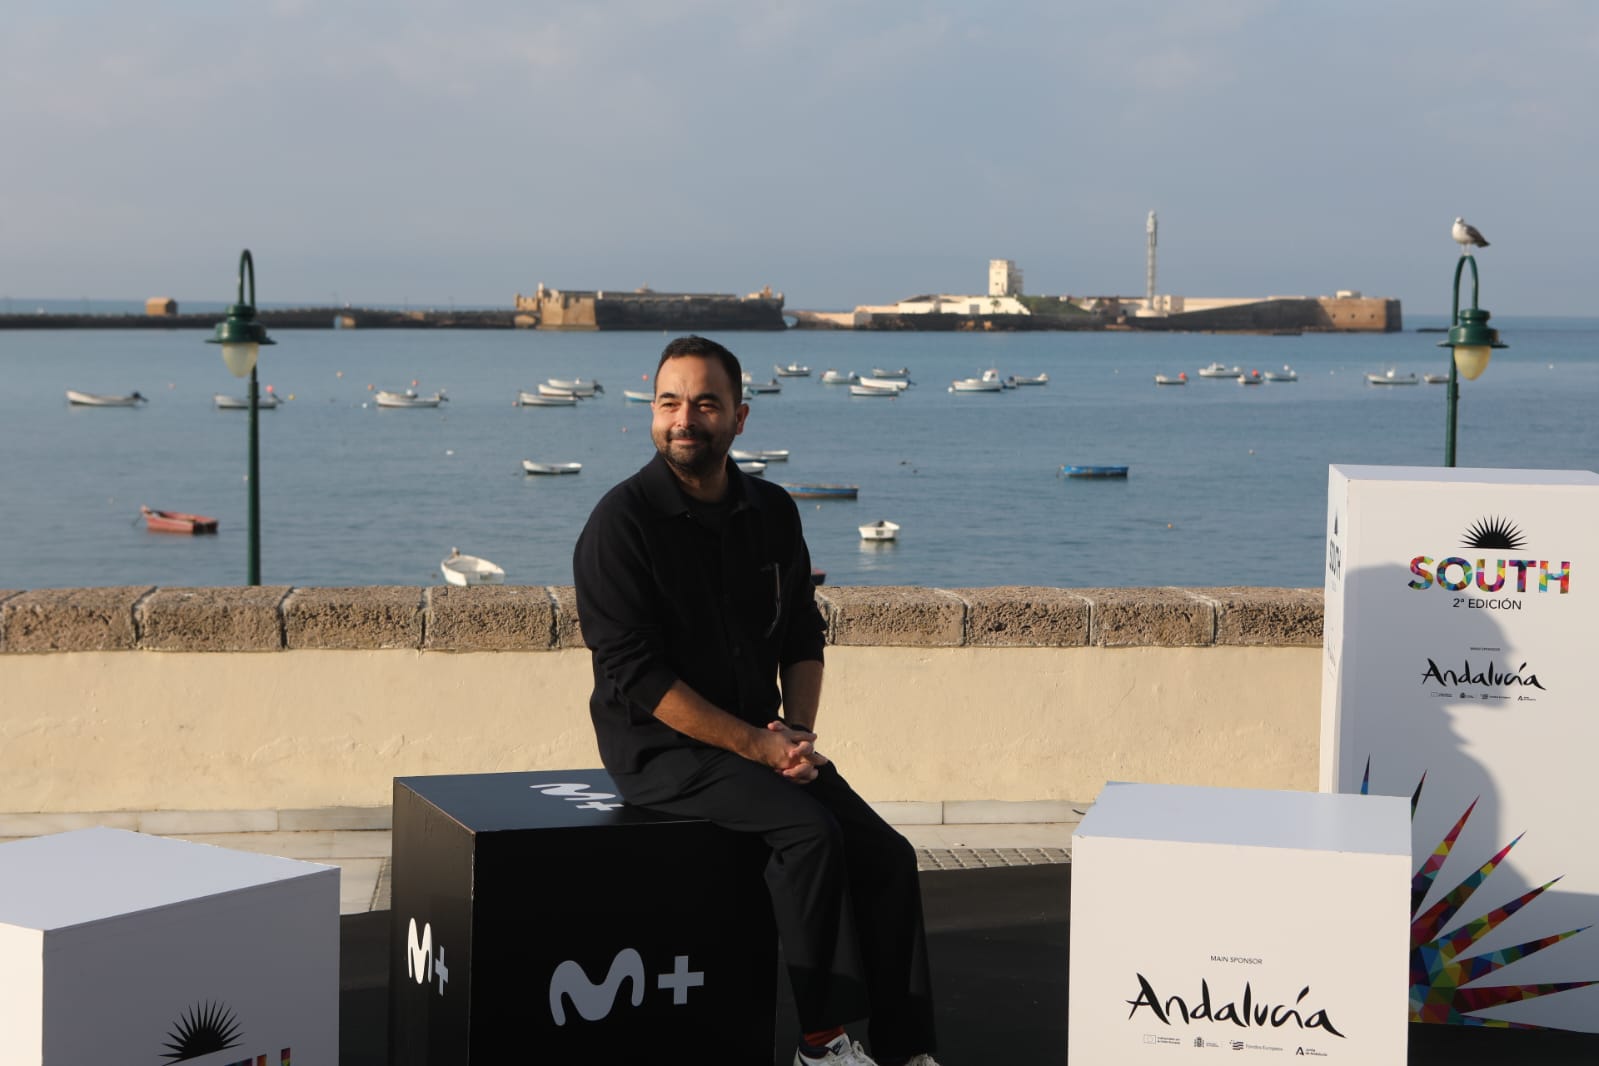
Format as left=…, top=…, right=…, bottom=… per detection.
left=613, top=746, right=936, bottom=1059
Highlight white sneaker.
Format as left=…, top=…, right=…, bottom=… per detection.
left=794, top=1033, right=880, bottom=1065
left=900, top=1056, right=943, bottom=1066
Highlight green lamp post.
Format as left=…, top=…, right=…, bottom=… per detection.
left=207, top=250, right=275, bottom=585
left=1441, top=254, right=1507, bottom=468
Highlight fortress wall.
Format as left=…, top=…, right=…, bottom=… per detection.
left=1316, top=296, right=1402, bottom=331
left=537, top=294, right=599, bottom=329
left=593, top=295, right=786, bottom=331
left=1129, top=297, right=1402, bottom=333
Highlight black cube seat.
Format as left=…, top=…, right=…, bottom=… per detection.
left=390, top=769, right=777, bottom=1064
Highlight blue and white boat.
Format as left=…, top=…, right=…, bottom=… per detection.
left=780, top=483, right=859, bottom=499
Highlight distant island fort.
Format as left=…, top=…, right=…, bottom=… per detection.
left=793, top=213, right=1398, bottom=333
left=0, top=214, right=1399, bottom=333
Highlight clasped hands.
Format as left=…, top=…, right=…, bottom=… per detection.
left=760, top=720, right=830, bottom=784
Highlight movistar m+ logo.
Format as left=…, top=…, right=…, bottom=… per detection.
left=531, top=781, right=624, bottom=812
left=406, top=918, right=450, bottom=996
left=549, top=948, right=704, bottom=1025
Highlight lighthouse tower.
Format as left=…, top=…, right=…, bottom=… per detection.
left=1146, top=210, right=1158, bottom=307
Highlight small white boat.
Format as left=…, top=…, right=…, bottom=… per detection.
left=1424, top=373, right=1449, bottom=385
left=523, top=460, right=582, bottom=475
left=774, top=363, right=812, bottom=377
left=1010, top=373, right=1049, bottom=386
left=519, top=391, right=579, bottom=406
left=538, top=382, right=592, bottom=399
left=622, top=389, right=653, bottom=403
left=66, top=390, right=146, bottom=407
left=375, top=389, right=447, bottom=408
left=548, top=378, right=603, bottom=395
left=856, top=377, right=911, bottom=391
left=214, top=392, right=280, bottom=409
left=950, top=376, right=1004, bottom=393
left=731, top=449, right=789, bottom=462
left=859, top=520, right=900, bottom=542
left=850, top=383, right=898, bottom=397
left=1237, top=370, right=1263, bottom=386
left=1367, top=369, right=1419, bottom=386
left=440, top=547, right=505, bottom=586
left=1263, top=365, right=1298, bottom=382
left=820, top=369, right=859, bottom=385
left=735, top=460, right=767, bottom=476
left=1197, top=362, right=1241, bottom=378
left=981, top=369, right=1018, bottom=389
left=745, top=380, right=782, bottom=394
left=1154, top=373, right=1188, bottom=386
left=870, top=367, right=911, bottom=380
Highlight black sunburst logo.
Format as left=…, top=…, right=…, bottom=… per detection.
left=1462, top=516, right=1527, bottom=551
left=162, top=1001, right=242, bottom=1063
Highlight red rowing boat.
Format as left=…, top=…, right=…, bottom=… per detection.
left=140, top=506, right=219, bottom=534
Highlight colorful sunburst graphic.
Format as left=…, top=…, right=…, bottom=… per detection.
left=1361, top=758, right=1596, bottom=1027
left=161, top=1001, right=243, bottom=1062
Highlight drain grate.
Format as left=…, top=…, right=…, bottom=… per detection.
left=916, top=846, right=1071, bottom=871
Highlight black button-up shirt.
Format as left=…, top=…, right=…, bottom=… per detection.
left=573, top=452, right=827, bottom=773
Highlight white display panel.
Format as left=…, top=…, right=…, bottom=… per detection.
left=1322, top=465, right=1599, bottom=1031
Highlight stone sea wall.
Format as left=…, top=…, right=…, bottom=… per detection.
left=0, top=586, right=1323, bottom=816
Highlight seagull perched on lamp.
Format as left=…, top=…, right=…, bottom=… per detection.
left=1452, top=217, right=1490, bottom=253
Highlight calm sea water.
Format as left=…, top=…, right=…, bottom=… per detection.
left=3, top=319, right=1595, bottom=590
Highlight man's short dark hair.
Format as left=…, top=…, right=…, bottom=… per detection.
left=657, top=336, right=743, bottom=402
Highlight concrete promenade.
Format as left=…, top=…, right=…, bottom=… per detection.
left=0, top=813, right=1081, bottom=916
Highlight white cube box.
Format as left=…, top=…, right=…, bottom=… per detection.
left=0, top=827, right=338, bottom=1065
left=1069, top=783, right=1410, bottom=1065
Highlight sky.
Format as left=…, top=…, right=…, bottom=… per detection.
left=2, top=1, right=1597, bottom=314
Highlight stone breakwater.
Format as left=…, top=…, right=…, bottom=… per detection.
left=0, top=308, right=522, bottom=330
left=0, top=585, right=1322, bottom=653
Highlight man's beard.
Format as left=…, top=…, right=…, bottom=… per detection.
left=656, top=426, right=730, bottom=480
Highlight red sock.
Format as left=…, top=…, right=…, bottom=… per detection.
left=802, top=1026, right=846, bottom=1049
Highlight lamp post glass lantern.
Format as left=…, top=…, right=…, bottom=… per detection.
left=1440, top=254, right=1507, bottom=468
left=207, top=250, right=275, bottom=585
